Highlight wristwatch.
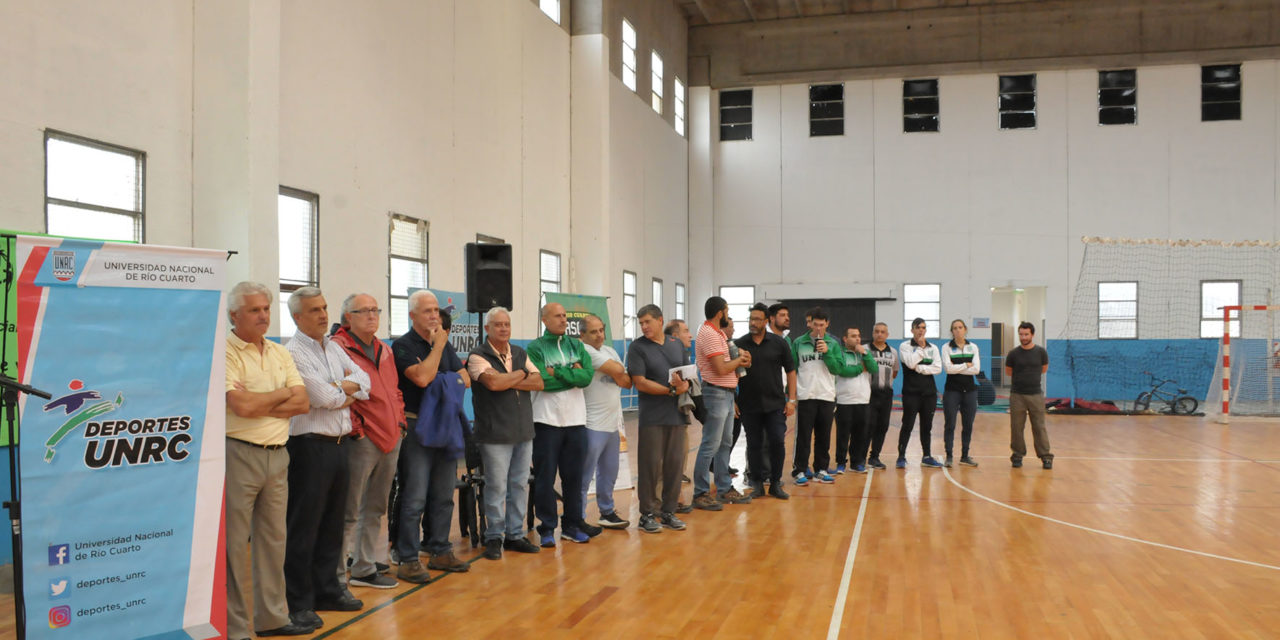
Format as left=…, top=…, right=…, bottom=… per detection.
left=668, top=386, right=678, bottom=396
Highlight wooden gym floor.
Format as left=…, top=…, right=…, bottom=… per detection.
left=1, top=411, right=1277, bottom=638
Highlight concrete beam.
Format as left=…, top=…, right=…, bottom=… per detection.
left=689, top=0, right=1280, bottom=87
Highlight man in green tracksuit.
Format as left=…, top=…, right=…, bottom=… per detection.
left=833, top=327, right=879, bottom=474
left=525, top=303, right=599, bottom=547
left=789, top=307, right=844, bottom=485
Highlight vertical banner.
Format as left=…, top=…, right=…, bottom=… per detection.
left=15, top=236, right=227, bottom=640
left=429, top=288, right=479, bottom=356
left=542, top=293, right=631, bottom=491
left=543, top=292, right=612, bottom=343
left=2, top=234, right=18, bottom=445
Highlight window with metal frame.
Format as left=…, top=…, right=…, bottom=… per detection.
left=45, top=131, right=145, bottom=243
left=720, top=89, right=753, bottom=141
left=999, top=74, right=1037, bottom=130
left=719, top=285, right=755, bottom=339
left=1201, top=64, right=1242, bottom=122
left=278, top=187, right=319, bottom=338
left=651, top=51, right=664, bottom=114
left=652, top=278, right=663, bottom=310
left=621, top=20, right=637, bottom=92
left=809, top=83, right=844, bottom=137
left=389, top=214, right=428, bottom=337
left=1201, top=280, right=1241, bottom=338
left=539, top=0, right=560, bottom=24
left=674, top=78, right=686, bottom=136
left=674, top=283, right=686, bottom=322
left=1098, top=69, right=1137, bottom=126
left=903, top=283, right=941, bottom=338
left=903, top=79, right=939, bottom=133
left=623, top=271, right=638, bottom=339
left=1098, top=281, right=1137, bottom=339
left=540, top=250, right=561, bottom=294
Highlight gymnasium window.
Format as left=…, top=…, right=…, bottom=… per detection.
left=476, top=233, right=504, bottom=244
left=1097, top=281, right=1137, bottom=339
left=1200, top=280, right=1241, bottom=338
left=389, top=214, right=428, bottom=337
left=903, top=79, right=939, bottom=133
left=719, top=285, right=755, bottom=339
left=720, top=89, right=753, bottom=141
left=809, top=83, right=844, bottom=137
left=651, top=51, right=664, bottom=114
left=1098, top=69, right=1137, bottom=126
left=1201, top=64, right=1242, bottom=121
left=623, top=271, right=638, bottom=339
left=674, top=78, right=686, bottom=136
left=999, top=74, right=1036, bottom=130
left=278, top=187, right=319, bottom=338
left=45, top=131, right=145, bottom=243
left=538, top=0, right=560, bottom=25
left=540, top=250, right=561, bottom=294
left=674, top=283, right=687, bottom=322
left=903, top=283, right=940, bottom=338
left=652, top=278, right=663, bottom=309
left=621, top=19, right=637, bottom=92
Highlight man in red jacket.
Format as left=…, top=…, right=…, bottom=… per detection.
left=332, top=293, right=406, bottom=590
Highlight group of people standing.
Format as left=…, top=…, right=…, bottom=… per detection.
left=221, top=280, right=1053, bottom=640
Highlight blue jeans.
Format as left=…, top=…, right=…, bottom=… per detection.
left=395, top=429, right=457, bottom=559
left=695, top=385, right=735, bottom=497
left=479, top=440, right=532, bottom=542
left=581, top=429, right=621, bottom=515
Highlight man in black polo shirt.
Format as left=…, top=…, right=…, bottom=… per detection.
left=626, top=304, right=691, bottom=533
left=735, top=303, right=796, bottom=499
left=390, top=290, right=471, bottom=583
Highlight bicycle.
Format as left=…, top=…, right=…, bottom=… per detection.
left=1133, top=371, right=1199, bottom=414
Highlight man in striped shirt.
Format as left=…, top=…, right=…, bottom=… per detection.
left=693, top=296, right=753, bottom=510
left=283, top=288, right=372, bottom=630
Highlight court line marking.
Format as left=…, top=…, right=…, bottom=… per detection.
left=826, top=468, right=875, bottom=640
left=312, top=555, right=484, bottom=639
left=941, top=467, right=1280, bottom=572
left=969, top=455, right=1259, bottom=462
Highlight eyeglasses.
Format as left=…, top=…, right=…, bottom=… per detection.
left=350, top=308, right=381, bottom=316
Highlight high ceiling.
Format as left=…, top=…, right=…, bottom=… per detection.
left=677, top=0, right=1047, bottom=27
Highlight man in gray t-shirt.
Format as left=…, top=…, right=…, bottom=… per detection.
left=625, top=304, right=690, bottom=533
left=1005, top=322, right=1052, bottom=469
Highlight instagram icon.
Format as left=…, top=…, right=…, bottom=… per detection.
left=48, top=605, right=71, bottom=629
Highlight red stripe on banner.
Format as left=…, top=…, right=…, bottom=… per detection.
left=15, top=245, right=50, bottom=377
left=212, top=488, right=227, bottom=638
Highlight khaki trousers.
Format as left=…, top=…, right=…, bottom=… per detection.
left=1009, top=392, right=1052, bottom=461
left=225, top=438, right=291, bottom=637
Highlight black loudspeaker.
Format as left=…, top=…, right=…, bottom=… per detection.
left=465, top=242, right=513, bottom=313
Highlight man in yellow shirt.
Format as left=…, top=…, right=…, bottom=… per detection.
left=223, top=282, right=311, bottom=638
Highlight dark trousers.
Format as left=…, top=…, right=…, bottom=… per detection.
left=835, top=403, right=870, bottom=466
left=284, top=436, right=350, bottom=612
left=943, top=388, right=978, bottom=459
left=793, top=399, right=835, bottom=476
left=898, top=392, right=938, bottom=458
left=637, top=424, right=687, bottom=515
left=395, top=434, right=457, bottom=559
left=866, top=390, right=894, bottom=461
left=532, top=423, right=587, bottom=536
left=741, top=409, right=786, bottom=484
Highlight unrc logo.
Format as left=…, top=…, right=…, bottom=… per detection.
left=51, top=250, right=76, bottom=282
left=42, top=380, right=122, bottom=463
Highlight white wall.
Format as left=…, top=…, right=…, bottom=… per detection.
left=697, top=61, right=1280, bottom=340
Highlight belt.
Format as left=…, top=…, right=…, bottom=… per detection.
left=405, top=411, right=418, bottom=420
left=297, top=433, right=348, bottom=444
left=227, top=437, right=286, bottom=450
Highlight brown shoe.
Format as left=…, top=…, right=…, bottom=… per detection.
left=396, top=559, right=431, bottom=584
left=720, top=488, right=752, bottom=504
left=692, top=494, right=724, bottom=511
left=427, top=551, right=470, bottom=573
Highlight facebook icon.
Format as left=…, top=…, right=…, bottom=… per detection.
left=48, top=544, right=70, bottom=566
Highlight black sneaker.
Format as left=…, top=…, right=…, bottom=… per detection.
left=1043, top=458, right=1053, bottom=470
left=482, top=538, right=502, bottom=560
left=944, top=456, right=953, bottom=468
left=659, top=512, right=687, bottom=530
left=349, top=572, right=397, bottom=589
left=314, top=592, right=363, bottom=612
left=503, top=537, right=541, bottom=554
left=1012, top=457, right=1023, bottom=468
left=768, top=483, right=790, bottom=500
left=579, top=523, right=604, bottom=538
left=868, top=457, right=887, bottom=470
left=638, top=513, right=662, bottom=534
left=598, top=511, right=630, bottom=529
left=749, top=480, right=766, bottom=498
left=959, top=456, right=978, bottom=467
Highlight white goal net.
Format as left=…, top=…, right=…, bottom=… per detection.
left=1205, top=306, right=1280, bottom=422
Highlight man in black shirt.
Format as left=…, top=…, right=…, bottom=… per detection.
left=626, top=304, right=691, bottom=533
left=1005, top=321, right=1052, bottom=469
left=735, top=303, right=796, bottom=499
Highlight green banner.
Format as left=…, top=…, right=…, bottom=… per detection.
left=1, top=234, right=16, bottom=445
left=543, top=292, right=611, bottom=343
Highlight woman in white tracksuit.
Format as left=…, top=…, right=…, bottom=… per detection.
left=941, top=319, right=981, bottom=467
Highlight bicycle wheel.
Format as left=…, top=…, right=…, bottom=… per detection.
left=1173, top=396, right=1198, bottom=415
left=1134, top=392, right=1151, bottom=412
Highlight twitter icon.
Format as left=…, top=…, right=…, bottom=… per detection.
left=49, top=578, right=70, bottom=599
